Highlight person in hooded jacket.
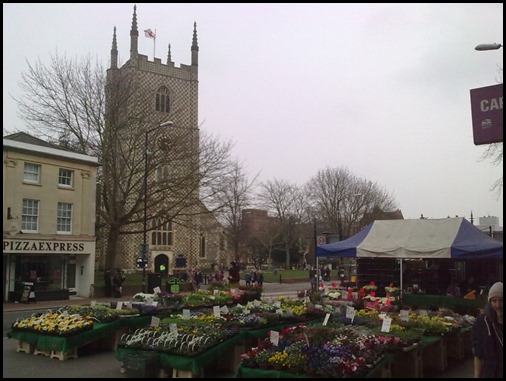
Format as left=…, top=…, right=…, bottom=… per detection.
left=472, top=281, right=503, bottom=378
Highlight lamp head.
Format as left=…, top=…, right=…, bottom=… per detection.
left=159, top=120, right=174, bottom=127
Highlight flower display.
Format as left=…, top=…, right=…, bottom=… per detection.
left=363, top=281, right=377, bottom=292
left=240, top=323, right=393, bottom=377
left=12, top=311, right=94, bottom=336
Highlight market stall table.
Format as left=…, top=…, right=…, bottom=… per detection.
left=7, top=315, right=151, bottom=360
left=401, top=293, right=482, bottom=313
left=116, top=331, right=245, bottom=378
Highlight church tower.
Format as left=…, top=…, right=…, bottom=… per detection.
left=102, top=5, right=202, bottom=277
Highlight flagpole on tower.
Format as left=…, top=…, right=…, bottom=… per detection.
left=153, top=29, right=156, bottom=59
left=144, top=28, right=157, bottom=60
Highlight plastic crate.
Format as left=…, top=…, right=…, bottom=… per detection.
left=123, top=351, right=159, bottom=378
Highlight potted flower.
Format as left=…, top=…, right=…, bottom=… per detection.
left=363, top=281, right=377, bottom=293
left=385, top=283, right=400, bottom=297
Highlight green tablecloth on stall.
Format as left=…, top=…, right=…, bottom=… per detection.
left=7, top=315, right=151, bottom=353
left=235, top=366, right=311, bottom=378
left=235, top=353, right=393, bottom=378
left=116, top=332, right=245, bottom=376
left=7, top=319, right=123, bottom=352
left=402, top=293, right=482, bottom=310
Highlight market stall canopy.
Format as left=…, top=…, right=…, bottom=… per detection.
left=317, top=217, right=503, bottom=260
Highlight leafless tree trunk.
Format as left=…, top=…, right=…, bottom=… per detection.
left=257, top=179, right=308, bottom=269
left=209, top=160, right=258, bottom=262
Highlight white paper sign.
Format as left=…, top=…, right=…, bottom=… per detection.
left=270, top=330, right=280, bottom=346
left=399, top=310, right=410, bottom=322
left=274, top=301, right=281, bottom=308
left=169, top=323, right=178, bottom=334
left=153, top=286, right=161, bottom=294
left=182, top=309, right=191, bottom=320
left=90, top=300, right=96, bottom=306
left=150, top=316, right=160, bottom=327
left=116, top=301, right=123, bottom=310
left=346, top=306, right=355, bottom=321
left=323, top=313, right=330, bottom=326
left=213, top=305, right=221, bottom=318
left=220, top=305, right=229, bottom=314
left=381, top=317, right=392, bottom=332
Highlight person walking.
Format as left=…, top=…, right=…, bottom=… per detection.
left=112, top=269, right=126, bottom=298
left=228, top=261, right=240, bottom=287
left=256, top=270, right=264, bottom=287
left=471, top=281, right=503, bottom=378
left=193, top=268, right=203, bottom=290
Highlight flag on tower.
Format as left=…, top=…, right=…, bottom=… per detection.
left=144, top=29, right=156, bottom=39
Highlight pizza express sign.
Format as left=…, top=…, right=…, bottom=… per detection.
left=3, top=239, right=93, bottom=254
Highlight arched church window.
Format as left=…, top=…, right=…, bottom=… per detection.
left=155, top=86, right=171, bottom=113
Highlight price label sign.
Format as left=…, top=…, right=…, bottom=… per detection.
left=381, top=317, right=392, bottom=333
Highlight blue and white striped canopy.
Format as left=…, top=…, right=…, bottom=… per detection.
left=317, top=217, right=503, bottom=259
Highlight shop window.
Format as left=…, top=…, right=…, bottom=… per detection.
left=57, top=202, right=73, bottom=233
left=58, top=168, right=74, bottom=188
left=23, top=163, right=40, bottom=183
left=21, top=199, right=39, bottom=232
left=16, top=255, right=64, bottom=290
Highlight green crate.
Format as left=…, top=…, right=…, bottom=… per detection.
left=123, top=351, right=159, bottom=378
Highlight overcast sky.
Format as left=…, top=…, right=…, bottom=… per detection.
left=3, top=3, right=503, bottom=226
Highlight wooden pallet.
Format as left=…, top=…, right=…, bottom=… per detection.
left=50, top=347, right=78, bottom=361
left=16, top=341, right=34, bottom=354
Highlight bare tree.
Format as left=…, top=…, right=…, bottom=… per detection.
left=480, top=142, right=503, bottom=195
left=208, top=160, right=258, bottom=262
left=257, top=179, right=308, bottom=268
left=11, top=53, right=234, bottom=268
left=306, top=166, right=397, bottom=239
left=254, top=217, right=284, bottom=269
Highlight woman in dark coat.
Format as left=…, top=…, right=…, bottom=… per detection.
left=472, top=282, right=503, bottom=378
left=227, top=262, right=240, bottom=286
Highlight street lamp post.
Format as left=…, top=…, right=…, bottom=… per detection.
left=142, top=120, right=174, bottom=293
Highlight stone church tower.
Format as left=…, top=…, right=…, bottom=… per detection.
left=99, top=5, right=226, bottom=277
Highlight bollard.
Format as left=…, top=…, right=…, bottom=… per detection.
left=279, top=274, right=282, bottom=284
